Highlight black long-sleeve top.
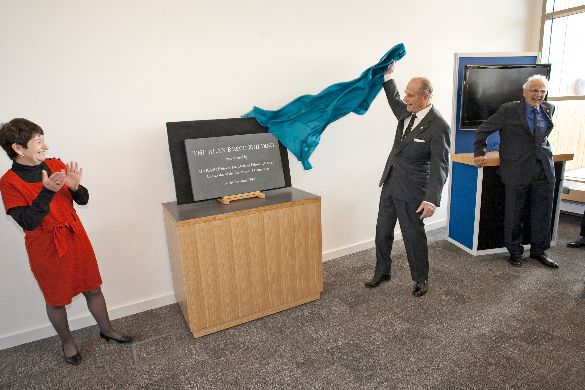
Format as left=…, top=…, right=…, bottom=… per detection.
left=7, top=161, right=89, bottom=231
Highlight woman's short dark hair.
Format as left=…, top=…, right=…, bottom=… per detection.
left=0, top=118, right=44, bottom=160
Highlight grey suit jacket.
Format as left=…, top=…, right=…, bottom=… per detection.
left=379, top=80, right=451, bottom=206
left=474, top=99, right=555, bottom=184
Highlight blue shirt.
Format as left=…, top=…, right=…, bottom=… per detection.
left=525, top=103, right=550, bottom=134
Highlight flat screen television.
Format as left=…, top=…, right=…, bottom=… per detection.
left=460, top=64, right=551, bottom=129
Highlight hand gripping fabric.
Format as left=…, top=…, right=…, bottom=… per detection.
left=243, top=43, right=407, bottom=169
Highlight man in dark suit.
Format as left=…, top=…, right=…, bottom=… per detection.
left=365, top=62, right=450, bottom=297
left=474, top=75, right=559, bottom=268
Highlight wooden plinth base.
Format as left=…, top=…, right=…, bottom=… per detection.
left=191, top=293, right=320, bottom=338
left=162, top=188, right=323, bottom=339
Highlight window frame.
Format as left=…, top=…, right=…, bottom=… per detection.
left=539, top=1, right=585, bottom=101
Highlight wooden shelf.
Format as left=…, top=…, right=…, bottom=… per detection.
left=562, top=181, right=585, bottom=203
left=452, top=152, right=574, bottom=167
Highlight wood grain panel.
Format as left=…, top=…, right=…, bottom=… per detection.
left=163, top=210, right=189, bottom=323
left=179, top=223, right=207, bottom=329
left=163, top=195, right=323, bottom=337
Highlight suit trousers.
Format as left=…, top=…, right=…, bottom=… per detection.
left=375, top=180, right=428, bottom=282
left=503, top=163, right=554, bottom=256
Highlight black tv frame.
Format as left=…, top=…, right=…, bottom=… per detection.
left=460, top=63, right=551, bottom=130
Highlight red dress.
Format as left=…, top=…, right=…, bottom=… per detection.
left=0, top=158, right=102, bottom=306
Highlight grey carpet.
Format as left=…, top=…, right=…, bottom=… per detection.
left=1, top=214, right=584, bottom=390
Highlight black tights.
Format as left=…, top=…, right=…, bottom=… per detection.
left=45, top=287, right=122, bottom=357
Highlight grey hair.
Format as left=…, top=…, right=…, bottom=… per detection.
left=523, top=74, right=549, bottom=90
left=411, top=77, right=433, bottom=97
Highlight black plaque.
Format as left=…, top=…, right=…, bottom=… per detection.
left=166, top=118, right=291, bottom=205
left=185, top=133, right=285, bottom=201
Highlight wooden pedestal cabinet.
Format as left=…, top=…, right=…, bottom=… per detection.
left=163, top=187, right=323, bottom=337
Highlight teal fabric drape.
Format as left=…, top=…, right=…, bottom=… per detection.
left=243, top=43, right=407, bottom=169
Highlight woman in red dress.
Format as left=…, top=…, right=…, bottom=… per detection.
left=0, top=118, right=133, bottom=365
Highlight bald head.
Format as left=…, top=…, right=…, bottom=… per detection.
left=410, top=77, right=433, bottom=98
left=404, top=77, right=433, bottom=113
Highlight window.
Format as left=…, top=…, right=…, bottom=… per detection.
left=541, top=2, right=585, bottom=97
left=540, top=0, right=585, bottom=171
left=545, top=0, right=585, bottom=14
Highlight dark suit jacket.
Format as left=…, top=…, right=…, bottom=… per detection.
left=379, top=80, right=451, bottom=206
left=474, top=99, right=555, bottom=184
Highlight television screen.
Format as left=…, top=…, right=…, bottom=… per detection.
left=460, top=64, right=551, bottom=129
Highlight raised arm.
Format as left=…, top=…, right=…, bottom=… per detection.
left=383, top=62, right=410, bottom=120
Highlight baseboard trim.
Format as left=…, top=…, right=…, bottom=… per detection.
left=2, top=219, right=447, bottom=350
left=0, top=293, right=176, bottom=350
left=322, top=218, right=446, bottom=262
left=322, top=239, right=375, bottom=262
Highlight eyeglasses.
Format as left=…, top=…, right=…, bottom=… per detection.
left=527, top=89, right=547, bottom=94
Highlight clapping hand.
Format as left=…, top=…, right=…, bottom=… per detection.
left=42, top=169, right=66, bottom=192
left=64, top=161, right=83, bottom=191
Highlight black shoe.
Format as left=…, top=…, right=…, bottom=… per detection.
left=509, top=254, right=522, bottom=267
left=413, top=280, right=428, bottom=297
left=100, top=332, right=134, bottom=344
left=62, top=346, right=81, bottom=366
left=364, top=273, right=390, bottom=288
left=529, top=253, right=559, bottom=269
left=567, top=237, right=585, bottom=248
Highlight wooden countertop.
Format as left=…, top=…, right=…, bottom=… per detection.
left=163, top=187, right=319, bottom=223
left=452, top=152, right=574, bottom=167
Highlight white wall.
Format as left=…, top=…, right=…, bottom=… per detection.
left=0, top=0, right=543, bottom=348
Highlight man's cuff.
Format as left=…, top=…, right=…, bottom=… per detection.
left=383, top=74, right=393, bottom=82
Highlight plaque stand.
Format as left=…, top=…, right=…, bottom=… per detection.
left=217, top=191, right=266, bottom=205
left=162, top=187, right=323, bottom=338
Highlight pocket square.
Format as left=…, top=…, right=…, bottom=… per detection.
left=413, top=138, right=425, bottom=143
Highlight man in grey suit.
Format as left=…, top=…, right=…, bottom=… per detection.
left=365, top=62, right=450, bottom=297
left=474, top=75, right=559, bottom=268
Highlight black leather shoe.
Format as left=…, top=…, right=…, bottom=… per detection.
left=567, top=237, right=585, bottom=248
left=412, top=280, right=428, bottom=297
left=63, top=346, right=81, bottom=366
left=100, top=332, right=134, bottom=344
left=364, top=273, right=390, bottom=288
left=529, top=253, right=559, bottom=269
left=509, top=254, right=522, bottom=267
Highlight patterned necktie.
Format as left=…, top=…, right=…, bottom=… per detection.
left=402, top=114, right=417, bottom=139
left=533, top=107, right=544, bottom=160
left=532, top=108, right=540, bottom=135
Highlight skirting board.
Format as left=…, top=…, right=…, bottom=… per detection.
left=0, top=293, right=176, bottom=350
left=1, top=218, right=446, bottom=350
left=322, top=218, right=446, bottom=262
